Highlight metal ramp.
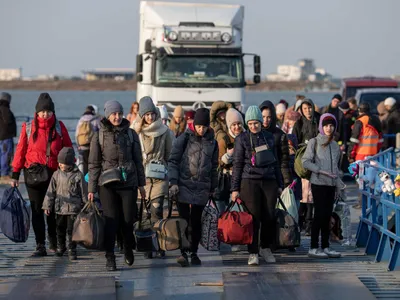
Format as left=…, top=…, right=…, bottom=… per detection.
left=222, top=272, right=375, bottom=300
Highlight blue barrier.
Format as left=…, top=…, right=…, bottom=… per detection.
left=356, top=148, right=400, bottom=271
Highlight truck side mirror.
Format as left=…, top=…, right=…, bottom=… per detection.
left=254, top=55, right=261, bottom=74
left=136, top=74, right=143, bottom=82
left=145, top=39, right=152, bottom=53
left=253, top=75, right=261, bottom=84
left=136, top=54, right=143, bottom=73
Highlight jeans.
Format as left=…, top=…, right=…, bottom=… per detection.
left=0, top=138, right=13, bottom=176
left=310, top=184, right=335, bottom=249
left=99, top=186, right=138, bottom=255
left=24, top=170, right=57, bottom=246
left=176, top=202, right=205, bottom=254
left=240, top=179, right=278, bottom=254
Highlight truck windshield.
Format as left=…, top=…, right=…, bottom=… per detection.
left=360, top=92, right=400, bottom=115
left=155, top=56, right=244, bottom=87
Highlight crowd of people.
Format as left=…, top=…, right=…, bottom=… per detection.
left=0, top=91, right=399, bottom=269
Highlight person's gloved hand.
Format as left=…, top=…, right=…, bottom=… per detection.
left=169, top=185, right=179, bottom=197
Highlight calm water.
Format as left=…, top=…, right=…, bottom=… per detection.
left=7, top=90, right=337, bottom=140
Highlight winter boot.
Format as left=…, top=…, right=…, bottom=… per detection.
left=68, top=239, right=77, bottom=261
left=177, top=252, right=189, bottom=267
left=106, top=254, right=117, bottom=271
left=31, top=244, right=47, bottom=257
left=124, top=248, right=134, bottom=266
left=190, top=253, right=201, bottom=265
left=48, top=235, right=57, bottom=253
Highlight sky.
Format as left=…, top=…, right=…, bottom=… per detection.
left=0, top=0, right=399, bottom=78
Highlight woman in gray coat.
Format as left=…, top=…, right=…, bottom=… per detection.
left=134, top=96, right=174, bottom=259
left=88, top=100, right=146, bottom=271
left=168, top=108, right=219, bottom=267
left=302, top=113, right=342, bottom=259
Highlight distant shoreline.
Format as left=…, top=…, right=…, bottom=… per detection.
left=0, top=79, right=338, bottom=91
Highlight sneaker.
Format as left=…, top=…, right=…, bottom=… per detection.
left=156, top=250, right=166, bottom=259
left=31, top=244, right=47, bottom=257
left=323, top=248, right=341, bottom=258
left=259, top=248, right=276, bottom=263
left=190, top=253, right=201, bottom=265
left=248, top=254, right=259, bottom=265
left=177, top=253, right=189, bottom=267
left=308, top=248, right=328, bottom=259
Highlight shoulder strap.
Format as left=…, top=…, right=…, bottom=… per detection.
left=99, top=130, right=104, bottom=152
left=139, top=133, right=147, bottom=161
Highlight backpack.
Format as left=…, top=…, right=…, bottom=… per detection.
left=0, top=187, right=31, bottom=243
left=200, top=198, right=220, bottom=251
left=294, top=139, right=317, bottom=179
left=77, top=120, right=94, bottom=146
left=275, top=197, right=301, bottom=249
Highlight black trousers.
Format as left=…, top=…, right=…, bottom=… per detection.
left=56, top=214, right=76, bottom=250
left=99, top=186, right=138, bottom=255
left=25, top=171, right=57, bottom=246
left=79, top=149, right=90, bottom=175
left=310, top=184, right=335, bottom=249
left=176, top=202, right=205, bottom=254
left=240, top=178, right=278, bottom=254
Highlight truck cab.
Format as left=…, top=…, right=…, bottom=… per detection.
left=340, top=76, right=398, bottom=100
left=136, top=1, right=260, bottom=113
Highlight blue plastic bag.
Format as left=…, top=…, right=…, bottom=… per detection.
left=0, top=187, right=31, bottom=243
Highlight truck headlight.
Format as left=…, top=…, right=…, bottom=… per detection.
left=221, top=33, right=232, bottom=43
left=168, top=31, right=178, bottom=41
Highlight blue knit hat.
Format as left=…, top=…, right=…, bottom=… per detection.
left=104, top=100, right=123, bottom=118
left=245, top=105, right=263, bottom=124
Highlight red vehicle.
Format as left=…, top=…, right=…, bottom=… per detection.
left=341, top=76, right=398, bottom=100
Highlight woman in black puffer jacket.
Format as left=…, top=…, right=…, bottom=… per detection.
left=231, top=106, right=282, bottom=266
left=168, top=108, right=218, bottom=267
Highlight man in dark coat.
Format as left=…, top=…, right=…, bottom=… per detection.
left=322, top=94, right=344, bottom=141
left=259, top=100, right=292, bottom=187
left=0, top=92, right=16, bottom=182
left=383, top=97, right=400, bottom=150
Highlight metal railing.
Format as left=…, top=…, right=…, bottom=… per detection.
left=356, top=148, right=400, bottom=271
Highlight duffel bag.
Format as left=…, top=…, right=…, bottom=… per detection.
left=134, top=197, right=159, bottom=252
left=217, top=198, right=253, bottom=245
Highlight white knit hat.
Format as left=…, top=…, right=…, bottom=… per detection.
left=384, top=97, right=396, bottom=107
left=226, top=108, right=244, bottom=129
left=276, top=103, right=286, bottom=114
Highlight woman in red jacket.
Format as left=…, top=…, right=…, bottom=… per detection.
left=10, top=93, right=72, bottom=257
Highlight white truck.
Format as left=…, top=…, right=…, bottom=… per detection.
left=136, top=1, right=261, bottom=113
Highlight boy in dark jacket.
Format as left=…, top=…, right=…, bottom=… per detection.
left=43, top=147, right=87, bottom=261
left=0, top=92, right=16, bottom=183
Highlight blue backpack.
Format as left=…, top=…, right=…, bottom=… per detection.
left=0, top=187, right=31, bottom=243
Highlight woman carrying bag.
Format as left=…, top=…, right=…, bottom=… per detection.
left=134, top=96, right=174, bottom=259
left=88, top=100, right=146, bottom=271
left=302, top=113, right=341, bottom=259
left=11, top=93, right=72, bottom=256
left=231, top=105, right=282, bottom=266
left=168, top=108, right=218, bottom=267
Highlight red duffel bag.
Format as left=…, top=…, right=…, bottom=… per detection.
left=217, top=198, right=253, bottom=245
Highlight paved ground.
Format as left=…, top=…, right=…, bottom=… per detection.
left=0, top=182, right=399, bottom=299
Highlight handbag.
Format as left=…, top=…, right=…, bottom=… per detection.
left=217, top=198, right=253, bottom=245
left=25, top=126, right=53, bottom=187
left=200, top=197, right=220, bottom=251
left=134, top=197, right=159, bottom=252
left=250, top=132, right=276, bottom=167
left=98, top=168, right=123, bottom=186
left=215, top=170, right=231, bottom=201
left=139, top=134, right=167, bottom=180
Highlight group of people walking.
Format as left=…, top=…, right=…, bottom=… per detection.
left=1, top=90, right=399, bottom=269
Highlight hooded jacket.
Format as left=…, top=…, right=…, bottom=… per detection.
left=292, top=98, right=321, bottom=145
left=231, top=129, right=282, bottom=191
left=42, top=166, right=87, bottom=214
left=88, top=118, right=145, bottom=193
left=0, top=100, right=16, bottom=141
left=383, top=102, right=400, bottom=149
left=135, top=110, right=174, bottom=200
left=75, top=112, right=101, bottom=150
left=210, top=101, right=232, bottom=141
left=259, top=101, right=292, bottom=187
left=12, top=115, right=73, bottom=179
left=168, top=127, right=218, bottom=206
